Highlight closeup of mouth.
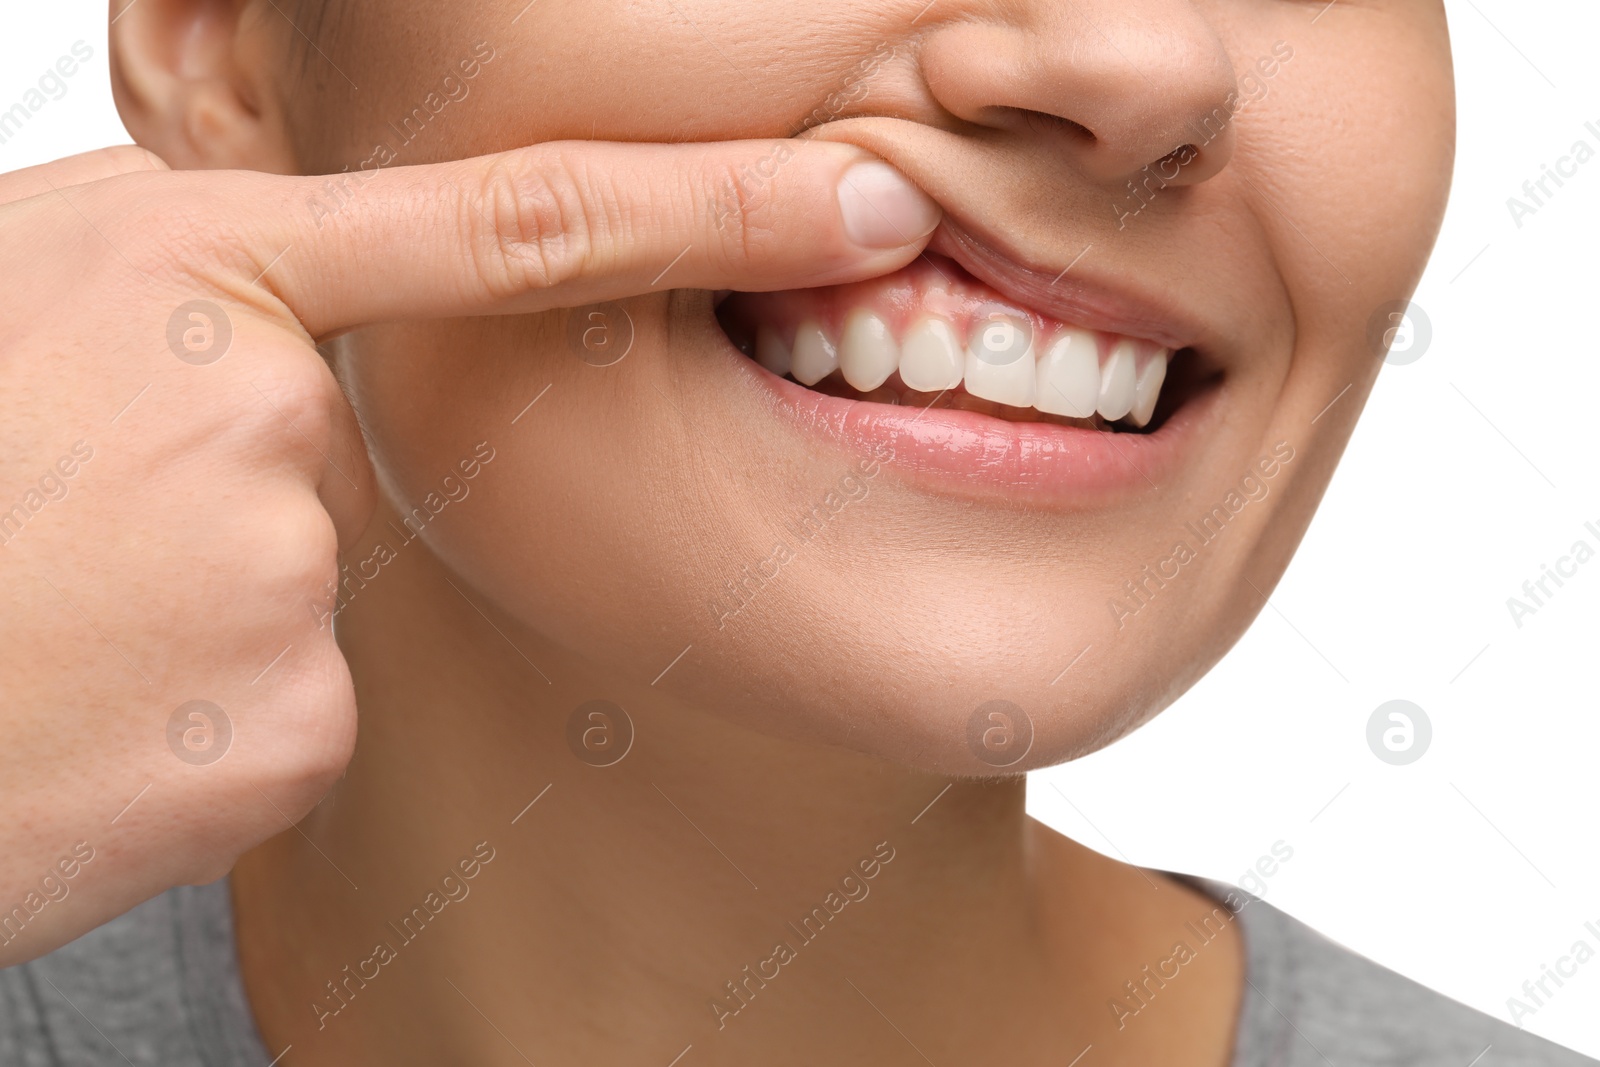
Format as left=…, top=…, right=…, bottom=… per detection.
left=717, top=253, right=1179, bottom=433
left=710, top=225, right=1222, bottom=504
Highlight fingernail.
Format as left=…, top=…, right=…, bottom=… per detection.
left=837, top=161, right=941, bottom=249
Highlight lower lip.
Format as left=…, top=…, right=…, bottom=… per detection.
left=724, top=338, right=1216, bottom=509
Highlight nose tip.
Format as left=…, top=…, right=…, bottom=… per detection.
left=920, top=10, right=1240, bottom=190
left=1066, top=71, right=1239, bottom=188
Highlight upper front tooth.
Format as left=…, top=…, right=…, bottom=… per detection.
left=964, top=315, right=1036, bottom=407
left=1128, top=351, right=1169, bottom=427
left=1034, top=329, right=1100, bottom=419
left=790, top=320, right=838, bottom=386
left=898, top=317, right=963, bottom=392
left=1097, top=339, right=1137, bottom=421
left=756, top=324, right=791, bottom=378
left=838, top=309, right=900, bottom=392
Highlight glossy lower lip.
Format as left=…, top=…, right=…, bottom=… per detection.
left=725, top=334, right=1218, bottom=509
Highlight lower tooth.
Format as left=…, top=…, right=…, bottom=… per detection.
left=789, top=321, right=838, bottom=386
left=898, top=317, right=963, bottom=392
left=1128, top=352, right=1169, bottom=428
left=1096, top=339, right=1137, bottom=421
left=838, top=309, right=899, bottom=392
left=756, top=325, right=791, bottom=378
left=964, top=315, right=1036, bottom=408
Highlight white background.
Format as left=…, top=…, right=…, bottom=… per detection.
left=4, top=1, right=1596, bottom=1058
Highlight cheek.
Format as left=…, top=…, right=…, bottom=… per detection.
left=315, top=0, right=1454, bottom=774
left=1158, top=12, right=1452, bottom=687
left=327, top=271, right=1244, bottom=767
left=339, top=306, right=774, bottom=663
left=1244, top=13, right=1453, bottom=341
left=290, top=0, right=899, bottom=172
left=338, top=309, right=1184, bottom=768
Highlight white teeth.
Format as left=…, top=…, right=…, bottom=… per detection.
left=759, top=309, right=1171, bottom=426
left=964, top=315, right=1036, bottom=408
left=838, top=309, right=900, bottom=392
left=755, top=324, right=791, bottom=378
left=1097, top=339, right=1138, bottom=421
left=1128, top=351, right=1168, bottom=428
left=1034, top=329, right=1100, bottom=419
left=898, top=317, right=963, bottom=392
left=790, top=320, right=838, bottom=387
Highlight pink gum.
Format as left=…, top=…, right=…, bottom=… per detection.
left=719, top=256, right=1168, bottom=366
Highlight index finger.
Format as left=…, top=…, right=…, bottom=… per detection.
left=195, top=139, right=942, bottom=338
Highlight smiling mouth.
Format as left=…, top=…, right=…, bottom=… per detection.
left=706, top=225, right=1223, bottom=505
left=715, top=254, right=1194, bottom=434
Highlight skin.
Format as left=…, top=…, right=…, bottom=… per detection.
left=0, top=41, right=926, bottom=967
left=103, top=0, right=1454, bottom=1064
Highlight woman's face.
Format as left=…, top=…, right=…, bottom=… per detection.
left=275, top=0, right=1452, bottom=773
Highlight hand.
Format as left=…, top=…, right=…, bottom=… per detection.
left=0, top=139, right=938, bottom=964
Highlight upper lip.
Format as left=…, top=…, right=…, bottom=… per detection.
left=928, top=218, right=1206, bottom=354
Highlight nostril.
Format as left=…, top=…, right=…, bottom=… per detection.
left=1156, top=144, right=1200, bottom=171
left=1019, top=108, right=1095, bottom=142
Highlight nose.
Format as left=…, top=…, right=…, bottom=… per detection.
left=917, top=0, right=1239, bottom=189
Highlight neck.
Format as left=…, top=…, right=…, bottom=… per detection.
left=232, top=531, right=1239, bottom=1067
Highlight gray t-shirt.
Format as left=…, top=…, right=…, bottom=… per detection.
left=1, top=877, right=1593, bottom=1065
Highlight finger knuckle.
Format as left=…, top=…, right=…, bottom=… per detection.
left=243, top=364, right=335, bottom=465
left=166, top=652, right=354, bottom=884
left=268, top=650, right=358, bottom=794
left=468, top=150, right=598, bottom=298
left=255, top=497, right=340, bottom=605
left=703, top=156, right=768, bottom=270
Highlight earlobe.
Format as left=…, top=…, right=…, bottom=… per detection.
left=109, top=0, right=299, bottom=173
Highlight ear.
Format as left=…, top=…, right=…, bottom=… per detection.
left=110, top=0, right=299, bottom=172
